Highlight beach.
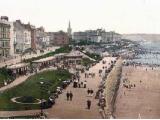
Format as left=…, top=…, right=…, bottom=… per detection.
left=114, top=65, right=160, bottom=119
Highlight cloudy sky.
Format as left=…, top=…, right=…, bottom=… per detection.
left=0, top=0, right=160, bottom=34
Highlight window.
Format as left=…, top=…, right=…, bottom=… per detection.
left=2, top=34, right=5, bottom=38
left=4, top=34, right=6, bottom=38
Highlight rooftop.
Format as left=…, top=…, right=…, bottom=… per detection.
left=7, top=63, right=29, bottom=69
left=33, top=56, right=56, bottom=63
left=65, top=50, right=83, bottom=57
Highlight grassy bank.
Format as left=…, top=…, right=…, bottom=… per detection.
left=81, top=58, right=95, bottom=67
left=0, top=67, right=14, bottom=87
left=23, top=46, right=72, bottom=63
left=0, top=69, right=72, bottom=111
left=104, top=58, right=123, bottom=117
left=84, top=52, right=102, bottom=61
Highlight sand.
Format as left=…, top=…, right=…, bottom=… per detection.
left=114, top=66, right=160, bottom=119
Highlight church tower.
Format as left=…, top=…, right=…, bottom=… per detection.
left=67, top=21, right=72, bottom=38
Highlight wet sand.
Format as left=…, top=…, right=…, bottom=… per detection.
left=114, top=66, right=160, bottom=119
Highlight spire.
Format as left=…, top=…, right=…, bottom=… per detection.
left=67, top=20, right=72, bottom=37
left=69, top=20, right=71, bottom=28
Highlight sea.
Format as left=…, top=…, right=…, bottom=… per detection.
left=131, top=40, right=160, bottom=65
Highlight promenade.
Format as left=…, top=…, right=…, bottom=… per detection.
left=0, top=57, right=116, bottom=118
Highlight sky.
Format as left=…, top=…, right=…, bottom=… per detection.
left=0, top=0, right=160, bottom=34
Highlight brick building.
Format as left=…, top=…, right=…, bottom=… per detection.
left=48, top=31, right=69, bottom=46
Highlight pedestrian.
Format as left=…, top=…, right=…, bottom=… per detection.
left=81, top=81, right=83, bottom=86
left=70, top=91, right=73, bottom=101
left=84, top=80, right=87, bottom=88
left=87, top=88, right=90, bottom=95
left=87, top=99, right=91, bottom=109
left=66, top=91, right=70, bottom=101
left=78, top=82, right=81, bottom=88
left=134, top=84, right=136, bottom=87
left=91, top=89, right=94, bottom=95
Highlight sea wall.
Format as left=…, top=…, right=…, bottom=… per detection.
left=104, top=58, right=123, bottom=118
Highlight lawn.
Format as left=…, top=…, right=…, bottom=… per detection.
left=81, top=58, right=95, bottom=67
left=23, top=45, right=72, bottom=63
left=0, top=67, right=14, bottom=87
left=84, top=52, right=102, bottom=61
left=0, top=69, right=72, bottom=111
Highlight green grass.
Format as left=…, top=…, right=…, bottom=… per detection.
left=84, top=52, right=102, bottom=61
left=81, top=58, right=94, bottom=66
left=0, top=74, right=5, bottom=87
left=0, top=69, right=72, bottom=111
left=0, top=67, right=14, bottom=87
left=23, top=46, right=72, bottom=63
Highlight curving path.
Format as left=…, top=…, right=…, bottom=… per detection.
left=11, top=97, right=41, bottom=105
left=0, top=67, right=56, bottom=93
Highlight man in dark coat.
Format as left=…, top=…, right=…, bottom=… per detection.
left=87, top=99, right=91, bottom=109
left=70, top=91, right=73, bottom=101
left=66, top=91, right=70, bottom=101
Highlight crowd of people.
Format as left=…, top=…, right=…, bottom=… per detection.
left=84, top=72, right=95, bottom=78
left=56, top=58, right=117, bottom=118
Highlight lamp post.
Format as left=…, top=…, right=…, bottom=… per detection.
left=40, top=79, right=44, bottom=116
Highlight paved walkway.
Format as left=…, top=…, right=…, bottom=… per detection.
left=0, top=57, right=116, bottom=118
left=46, top=57, right=116, bottom=119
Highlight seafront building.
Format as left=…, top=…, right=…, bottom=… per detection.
left=36, top=27, right=51, bottom=49
left=0, top=16, right=11, bottom=57
left=13, top=20, right=37, bottom=53
left=29, top=25, right=36, bottom=50
left=48, top=31, right=69, bottom=46
left=13, top=20, right=31, bottom=53
left=73, top=29, right=121, bottom=43
left=101, top=31, right=122, bottom=43
left=0, top=15, right=121, bottom=59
